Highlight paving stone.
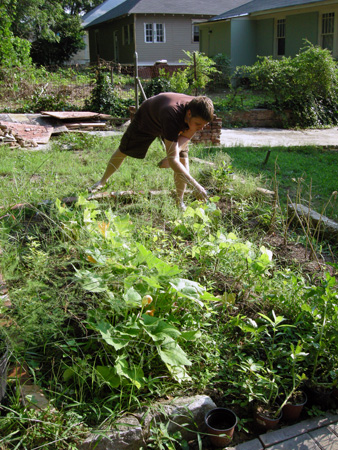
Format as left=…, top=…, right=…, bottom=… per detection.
left=329, top=422, right=338, bottom=437
left=309, top=426, right=338, bottom=450
left=268, top=433, right=321, bottom=450
left=260, top=415, right=338, bottom=447
left=228, top=438, right=263, bottom=450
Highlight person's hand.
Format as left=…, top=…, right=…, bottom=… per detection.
left=89, top=181, right=105, bottom=193
left=194, top=184, right=208, bottom=201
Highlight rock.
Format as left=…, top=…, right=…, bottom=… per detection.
left=288, top=203, right=338, bottom=242
left=143, top=395, right=217, bottom=441
left=78, top=415, right=146, bottom=450
left=78, top=395, right=217, bottom=449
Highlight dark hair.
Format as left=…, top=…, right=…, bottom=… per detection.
left=187, top=96, right=214, bottom=122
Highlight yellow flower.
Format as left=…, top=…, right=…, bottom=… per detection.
left=142, top=295, right=153, bottom=307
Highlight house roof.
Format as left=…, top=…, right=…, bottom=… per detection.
left=83, top=0, right=249, bottom=28
left=208, top=0, right=328, bottom=22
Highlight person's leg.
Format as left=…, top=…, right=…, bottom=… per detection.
left=174, top=156, right=189, bottom=210
left=90, top=148, right=127, bottom=192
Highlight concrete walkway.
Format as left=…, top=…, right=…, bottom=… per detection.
left=230, top=413, right=338, bottom=450
left=220, top=127, right=338, bottom=147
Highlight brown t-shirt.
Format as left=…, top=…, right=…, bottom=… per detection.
left=134, top=92, right=193, bottom=142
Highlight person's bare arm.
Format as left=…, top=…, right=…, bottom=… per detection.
left=164, top=139, right=207, bottom=200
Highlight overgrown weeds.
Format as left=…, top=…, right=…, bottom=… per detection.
left=0, top=137, right=337, bottom=449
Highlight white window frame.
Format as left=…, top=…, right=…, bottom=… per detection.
left=275, top=18, right=286, bottom=57
left=321, top=11, right=335, bottom=52
left=144, top=23, right=166, bottom=43
left=191, top=20, right=203, bottom=43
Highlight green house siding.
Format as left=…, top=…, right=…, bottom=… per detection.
left=256, top=19, right=274, bottom=56
left=230, top=18, right=256, bottom=68
left=200, top=21, right=231, bottom=57
left=285, top=12, right=318, bottom=56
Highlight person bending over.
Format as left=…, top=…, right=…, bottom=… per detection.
left=90, top=92, right=214, bottom=209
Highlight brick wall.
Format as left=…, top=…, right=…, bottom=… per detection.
left=191, top=114, right=222, bottom=146
left=224, top=109, right=290, bottom=128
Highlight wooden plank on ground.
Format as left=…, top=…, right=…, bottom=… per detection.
left=41, top=111, right=112, bottom=121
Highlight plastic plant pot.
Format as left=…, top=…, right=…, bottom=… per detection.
left=205, top=407, right=237, bottom=448
left=282, top=392, right=307, bottom=421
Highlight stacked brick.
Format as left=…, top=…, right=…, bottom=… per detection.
left=191, top=114, right=222, bottom=146
left=0, top=124, right=38, bottom=148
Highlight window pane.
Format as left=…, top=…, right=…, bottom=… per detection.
left=278, top=37, right=285, bottom=55
left=322, top=13, right=334, bottom=51
left=145, top=23, right=153, bottom=42
left=156, top=23, right=164, bottom=42
left=129, top=24, right=134, bottom=43
left=193, top=24, right=199, bottom=42
left=124, top=26, right=129, bottom=44
left=323, top=34, right=333, bottom=51
left=277, top=19, right=285, bottom=38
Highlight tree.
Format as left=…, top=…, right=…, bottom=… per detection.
left=7, top=0, right=104, bottom=65
left=0, top=1, right=31, bottom=68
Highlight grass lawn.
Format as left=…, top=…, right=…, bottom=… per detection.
left=194, top=145, right=338, bottom=222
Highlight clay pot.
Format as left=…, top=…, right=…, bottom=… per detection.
left=205, top=407, right=237, bottom=448
left=255, top=405, right=282, bottom=431
left=282, top=392, right=307, bottom=421
left=305, top=383, right=333, bottom=410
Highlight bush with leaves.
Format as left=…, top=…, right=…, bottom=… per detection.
left=211, top=53, right=231, bottom=89
left=180, top=50, right=220, bottom=95
left=236, top=42, right=338, bottom=127
left=143, top=76, right=171, bottom=98
left=85, top=69, right=133, bottom=117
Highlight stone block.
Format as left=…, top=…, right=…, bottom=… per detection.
left=268, top=433, right=321, bottom=450
left=260, top=414, right=338, bottom=447
left=151, top=394, right=217, bottom=441
left=310, top=426, right=338, bottom=450
left=79, top=415, right=145, bottom=450
left=229, top=438, right=263, bottom=450
left=288, top=203, right=338, bottom=242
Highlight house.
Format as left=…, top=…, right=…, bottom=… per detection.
left=199, top=0, right=338, bottom=70
left=82, top=0, right=249, bottom=69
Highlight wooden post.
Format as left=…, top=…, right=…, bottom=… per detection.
left=134, top=52, right=139, bottom=110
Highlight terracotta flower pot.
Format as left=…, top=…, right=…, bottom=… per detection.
left=282, top=392, right=307, bottom=421
left=255, top=404, right=282, bottom=431
left=205, top=407, right=237, bottom=448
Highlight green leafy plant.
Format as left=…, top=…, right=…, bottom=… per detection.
left=236, top=42, right=338, bottom=127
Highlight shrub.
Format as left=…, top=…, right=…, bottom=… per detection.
left=85, top=69, right=133, bottom=117
left=236, top=42, right=338, bottom=127
left=211, top=53, right=231, bottom=89
left=143, top=76, right=171, bottom=98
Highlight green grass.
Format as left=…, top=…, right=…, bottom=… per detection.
left=0, top=135, right=337, bottom=449
left=194, top=145, right=338, bottom=222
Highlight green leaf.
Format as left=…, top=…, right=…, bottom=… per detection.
left=123, top=287, right=142, bottom=306
left=142, top=315, right=181, bottom=342
left=115, top=357, right=144, bottom=389
left=96, top=366, right=120, bottom=388
left=166, top=364, right=192, bottom=382
left=180, top=330, right=202, bottom=341
left=157, top=342, right=192, bottom=367
left=169, top=278, right=205, bottom=305
left=74, top=269, right=108, bottom=293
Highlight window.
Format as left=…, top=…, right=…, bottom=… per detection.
left=322, top=12, right=334, bottom=51
left=129, top=24, right=134, bottom=44
left=192, top=23, right=200, bottom=42
left=144, top=23, right=165, bottom=43
left=276, top=19, right=285, bottom=56
left=123, top=25, right=129, bottom=45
